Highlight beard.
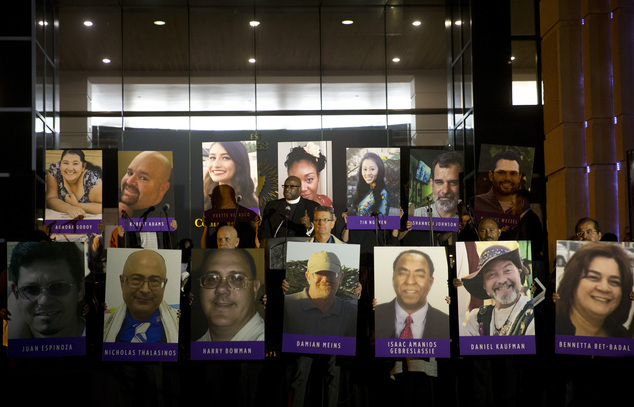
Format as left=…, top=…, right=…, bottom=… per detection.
left=120, top=182, right=140, bottom=206
left=311, top=282, right=336, bottom=299
left=490, top=281, right=520, bottom=305
left=434, top=193, right=458, bottom=213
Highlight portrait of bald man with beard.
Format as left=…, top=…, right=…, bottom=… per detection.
left=119, top=151, right=173, bottom=218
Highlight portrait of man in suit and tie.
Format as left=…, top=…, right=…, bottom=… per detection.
left=374, top=247, right=450, bottom=340
left=258, top=176, right=320, bottom=243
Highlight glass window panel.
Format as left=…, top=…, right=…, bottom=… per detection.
left=511, top=0, right=536, bottom=36
left=511, top=40, right=538, bottom=105
left=321, top=6, right=386, bottom=111
left=190, top=7, right=256, bottom=112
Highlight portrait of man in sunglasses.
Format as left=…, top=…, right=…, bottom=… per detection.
left=8, top=242, right=86, bottom=339
left=191, top=248, right=264, bottom=342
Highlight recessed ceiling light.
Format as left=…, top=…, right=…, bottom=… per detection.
left=249, top=20, right=260, bottom=27
left=38, top=21, right=48, bottom=26
left=102, top=58, right=111, bottom=64
left=83, top=21, right=93, bottom=27
left=455, top=20, right=462, bottom=26
left=154, top=20, right=166, bottom=26
left=412, top=21, right=421, bottom=26
left=248, top=58, right=256, bottom=63
left=342, top=20, right=354, bottom=25
left=392, top=57, right=401, bottom=63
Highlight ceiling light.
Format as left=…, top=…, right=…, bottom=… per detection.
left=38, top=21, right=48, bottom=26
left=342, top=20, right=354, bottom=25
left=154, top=20, right=166, bottom=26
left=83, top=21, right=93, bottom=27
left=102, top=58, right=111, bottom=64
left=392, top=57, right=401, bottom=63
left=248, top=58, right=256, bottom=64
left=249, top=20, right=260, bottom=27
left=412, top=21, right=421, bottom=26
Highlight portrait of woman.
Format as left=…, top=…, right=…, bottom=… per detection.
left=556, top=242, right=633, bottom=338
left=351, top=152, right=388, bottom=216
left=203, top=141, right=258, bottom=211
left=283, top=141, right=332, bottom=207
left=45, top=149, right=103, bottom=219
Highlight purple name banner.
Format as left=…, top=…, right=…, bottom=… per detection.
left=203, top=208, right=259, bottom=223
left=555, top=335, right=634, bottom=357
left=282, top=333, right=356, bottom=356
left=347, top=215, right=399, bottom=230
left=119, top=217, right=175, bottom=232
left=473, top=211, right=519, bottom=229
left=190, top=340, right=264, bottom=360
left=46, top=219, right=102, bottom=234
left=459, top=335, right=535, bottom=355
left=9, top=336, right=86, bottom=358
left=102, top=342, right=178, bottom=362
left=375, top=338, right=451, bottom=358
left=407, top=216, right=459, bottom=232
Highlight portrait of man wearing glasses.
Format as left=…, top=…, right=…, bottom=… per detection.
left=258, top=175, right=319, bottom=242
left=103, top=249, right=179, bottom=343
left=192, top=248, right=264, bottom=342
left=8, top=242, right=86, bottom=339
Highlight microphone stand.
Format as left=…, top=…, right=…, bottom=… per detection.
left=162, top=206, right=173, bottom=249
left=423, top=198, right=435, bottom=246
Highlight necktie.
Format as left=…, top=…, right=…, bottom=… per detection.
left=399, top=315, right=413, bottom=339
left=131, top=322, right=151, bottom=343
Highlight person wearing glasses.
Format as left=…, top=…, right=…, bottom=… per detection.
left=8, top=242, right=86, bottom=339
left=103, top=249, right=179, bottom=343
left=193, top=249, right=263, bottom=342
left=574, top=217, right=603, bottom=242
left=257, top=176, right=319, bottom=243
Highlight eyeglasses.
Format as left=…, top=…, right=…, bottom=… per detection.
left=16, top=282, right=76, bottom=302
left=121, top=275, right=167, bottom=289
left=282, top=184, right=300, bottom=189
left=200, top=273, right=253, bottom=289
left=576, top=229, right=598, bottom=238
left=314, top=218, right=334, bottom=223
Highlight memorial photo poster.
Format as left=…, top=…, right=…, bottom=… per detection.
left=202, top=141, right=259, bottom=214
left=6, top=241, right=87, bottom=358
left=473, top=144, right=535, bottom=229
left=406, top=149, right=462, bottom=232
left=456, top=240, right=536, bottom=355
left=45, top=149, right=103, bottom=235
left=189, top=248, right=266, bottom=360
left=555, top=240, right=634, bottom=357
left=118, top=150, right=175, bottom=232
left=277, top=141, right=333, bottom=207
left=102, top=248, right=181, bottom=361
left=345, top=147, right=400, bottom=230
left=373, top=246, right=451, bottom=358
left=282, top=241, right=360, bottom=356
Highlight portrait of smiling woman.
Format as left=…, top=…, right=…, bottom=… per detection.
left=202, top=141, right=258, bottom=211
left=350, top=151, right=389, bottom=216
left=556, top=242, right=634, bottom=338
left=46, top=149, right=103, bottom=220
left=281, top=141, right=333, bottom=207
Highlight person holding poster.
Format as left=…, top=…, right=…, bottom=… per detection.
left=375, top=249, right=449, bottom=340
left=46, top=149, right=102, bottom=219
left=555, top=242, right=632, bottom=338
left=283, top=251, right=357, bottom=337
left=103, top=249, right=179, bottom=343
left=194, top=249, right=264, bottom=342
left=203, top=141, right=258, bottom=211
left=351, top=152, right=388, bottom=216
left=8, top=242, right=86, bottom=339
left=461, top=245, right=535, bottom=336
left=284, top=142, right=332, bottom=207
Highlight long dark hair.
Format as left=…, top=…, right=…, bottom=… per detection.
left=352, top=152, right=386, bottom=213
left=203, top=142, right=257, bottom=209
left=557, top=242, right=633, bottom=328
